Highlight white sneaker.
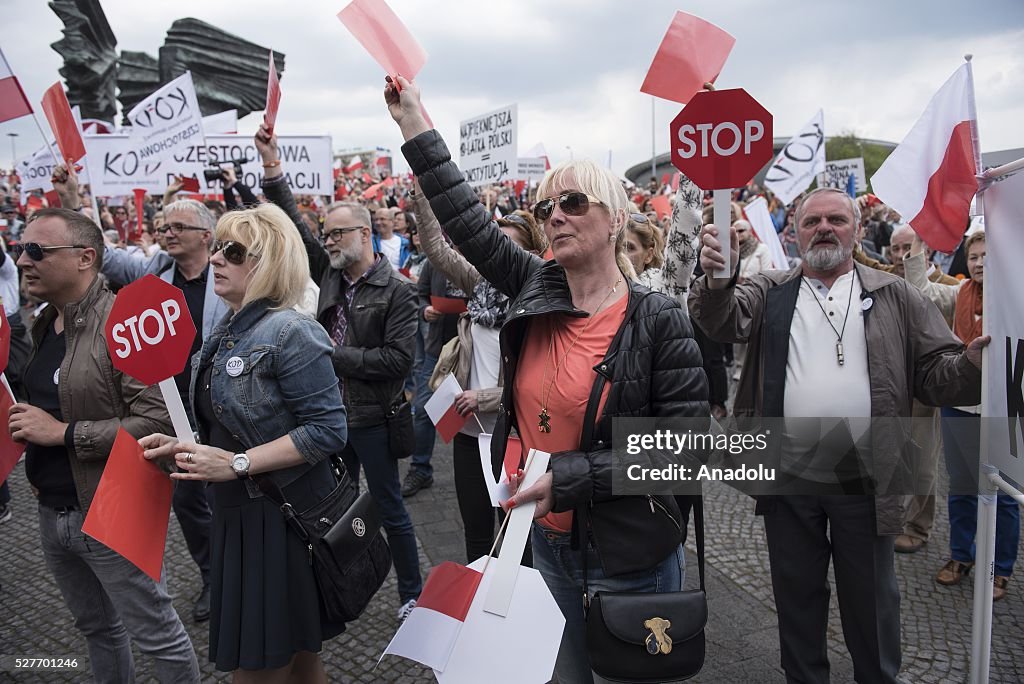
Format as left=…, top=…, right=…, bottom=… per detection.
left=397, top=599, right=416, bottom=622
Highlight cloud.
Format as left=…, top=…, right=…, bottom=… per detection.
left=2, top=0, right=1021, bottom=177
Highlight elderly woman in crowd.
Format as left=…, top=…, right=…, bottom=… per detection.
left=414, top=191, right=548, bottom=562
left=142, top=203, right=348, bottom=681
left=904, top=229, right=1018, bottom=601
left=386, top=76, right=708, bottom=682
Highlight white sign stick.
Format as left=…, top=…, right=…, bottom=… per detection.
left=482, top=449, right=550, bottom=617
left=713, top=188, right=732, bottom=279
left=158, top=378, right=193, bottom=443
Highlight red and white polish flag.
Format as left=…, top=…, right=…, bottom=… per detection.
left=425, top=374, right=469, bottom=443
left=870, top=63, right=981, bottom=253
left=344, top=156, right=364, bottom=173
left=382, top=561, right=483, bottom=672
left=0, top=47, right=33, bottom=123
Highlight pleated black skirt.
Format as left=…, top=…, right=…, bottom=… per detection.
left=208, top=465, right=346, bottom=672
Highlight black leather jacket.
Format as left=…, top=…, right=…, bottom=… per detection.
left=403, top=130, right=710, bottom=575
left=262, top=175, right=417, bottom=429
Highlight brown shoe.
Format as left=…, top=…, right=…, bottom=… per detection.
left=894, top=534, right=926, bottom=554
left=993, top=576, right=1010, bottom=601
left=936, top=559, right=974, bottom=586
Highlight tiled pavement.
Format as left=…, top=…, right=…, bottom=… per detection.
left=2, top=438, right=1024, bottom=682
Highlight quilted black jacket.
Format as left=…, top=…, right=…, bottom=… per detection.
left=403, top=130, right=710, bottom=575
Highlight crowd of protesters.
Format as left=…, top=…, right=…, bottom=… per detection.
left=0, top=75, right=1006, bottom=683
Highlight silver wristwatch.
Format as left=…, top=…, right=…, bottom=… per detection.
left=231, top=453, right=251, bottom=479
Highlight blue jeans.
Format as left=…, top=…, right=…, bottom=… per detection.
left=531, top=524, right=684, bottom=684
left=341, top=423, right=423, bottom=604
left=409, top=352, right=438, bottom=479
left=37, top=505, right=200, bottom=683
left=941, top=407, right=1020, bottom=576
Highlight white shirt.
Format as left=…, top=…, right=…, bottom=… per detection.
left=379, top=235, right=403, bottom=269
left=0, top=248, right=19, bottom=316
left=782, top=270, right=872, bottom=481
left=461, top=322, right=501, bottom=437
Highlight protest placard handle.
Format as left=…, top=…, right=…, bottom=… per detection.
left=712, top=188, right=732, bottom=279
left=158, top=377, right=194, bottom=443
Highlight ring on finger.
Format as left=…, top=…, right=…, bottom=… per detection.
left=186, top=453, right=194, bottom=465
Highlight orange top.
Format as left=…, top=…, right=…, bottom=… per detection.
left=513, top=293, right=628, bottom=532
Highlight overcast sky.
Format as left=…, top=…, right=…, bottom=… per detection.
left=2, top=0, right=1022, bottom=175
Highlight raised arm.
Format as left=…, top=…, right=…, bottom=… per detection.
left=256, top=123, right=330, bottom=282
left=411, top=185, right=480, bottom=295
left=386, top=76, right=543, bottom=299
left=661, top=174, right=702, bottom=308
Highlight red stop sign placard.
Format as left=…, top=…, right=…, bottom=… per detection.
left=104, top=275, right=197, bottom=386
left=669, top=88, right=773, bottom=190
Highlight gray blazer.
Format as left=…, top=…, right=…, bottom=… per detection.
left=101, top=246, right=229, bottom=341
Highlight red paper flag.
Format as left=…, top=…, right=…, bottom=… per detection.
left=430, top=295, right=468, bottom=315
left=180, top=176, right=201, bottom=193
left=513, top=180, right=526, bottom=197
left=40, top=83, right=87, bottom=165
left=0, top=47, right=33, bottom=123
left=81, top=428, right=173, bottom=581
left=264, top=50, right=281, bottom=134
left=651, top=195, right=671, bottom=221
left=640, top=11, right=735, bottom=104
left=337, top=0, right=427, bottom=83
left=132, top=189, right=146, bottom=242
left=361, top=181, right=385, bottom=200
left=361, top=172, right=374, bottom=184
left=0, top=381, right=26, bottom=484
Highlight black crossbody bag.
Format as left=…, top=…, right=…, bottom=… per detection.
left=254, top=462, right=392, bottom=623
left=583, top=499, right=708, bottom=683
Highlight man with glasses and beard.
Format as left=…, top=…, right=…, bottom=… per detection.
left=10, top=208, right=199, bottom=681
left=690, top=187, right=988, bottom=683
left=52, top=165, right=226, bottom=625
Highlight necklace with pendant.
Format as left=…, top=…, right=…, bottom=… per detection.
left=537, top=277, right=622, bottom=433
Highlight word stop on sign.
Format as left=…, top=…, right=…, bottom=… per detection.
left=676, top=120, right=765, bottom=159
left=111, top=300, right=182, bottom=359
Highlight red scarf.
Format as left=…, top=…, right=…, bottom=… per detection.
left=954, top=279, right=983, bottom=346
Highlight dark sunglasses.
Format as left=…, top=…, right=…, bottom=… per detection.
left=210, top=240, right=251, bottom=265
left=501, top=213, right=529, bottom=227
left=532, top=191, right=605, bottom=223
left=157, top=223, right=208, bottom=236
left=13, top=242, right=87, bottom=261
left=320, top=226, right=366, bottom=244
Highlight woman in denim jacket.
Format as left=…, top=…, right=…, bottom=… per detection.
left=142, top=203, right=348, bottom=682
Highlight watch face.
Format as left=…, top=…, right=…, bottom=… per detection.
left=232, top=454, right=249, bottom=472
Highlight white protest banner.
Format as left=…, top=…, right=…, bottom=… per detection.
left=764, top=109, right=825, bottom=205
left=819, top=157, right=866, bottom=194
left=85, top=135, right=333, bottom=196
left=744, top=196, right=788, bottom=269
left=517, top=157, right=546, bottom=183
left=126, top=72, right=205, bottom=164
left=201, top=110, right=238, bottom=134
left=982, top=168, right=1024, bottom=482
left=459, top=104, right=517, bottom=188
left=19, top=144, right=91, bottom=193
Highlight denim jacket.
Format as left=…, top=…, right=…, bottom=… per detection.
left=189, top=299, right=348, bottom=499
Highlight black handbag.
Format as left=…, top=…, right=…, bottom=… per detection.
left=255, top=464, right=393, bottom=623
left=584, top=498, right=708, bottom=683
left=384, top=397, right=415, bottom=459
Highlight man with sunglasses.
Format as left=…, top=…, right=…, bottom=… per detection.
left=11, top=207, right=200, bottom=681
left=52, top=166, right=225, bottom=624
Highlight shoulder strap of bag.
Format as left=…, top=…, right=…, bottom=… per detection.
left=253, top=473, right=312, bottom=543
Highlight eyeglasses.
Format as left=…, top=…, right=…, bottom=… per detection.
left=210, top=240, right=251, bottom=265
left=629, top=212, right=650, bottom=224
left=501, top=213, right=529, bottom=227
left=13, top=242, right=87, bottom=261
left=532, top=192, right=605, bottom=223
left=321, top=226, right=366, bottom=244
left=157, top=223, right=207, bottom=236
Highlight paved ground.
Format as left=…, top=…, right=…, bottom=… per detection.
left=3, top=437, right=1024, bottom=682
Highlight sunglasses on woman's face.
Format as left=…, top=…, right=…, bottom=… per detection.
left=210, top=240, right=250, bottom=265
left=532, top=191, right=605, bottom=223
